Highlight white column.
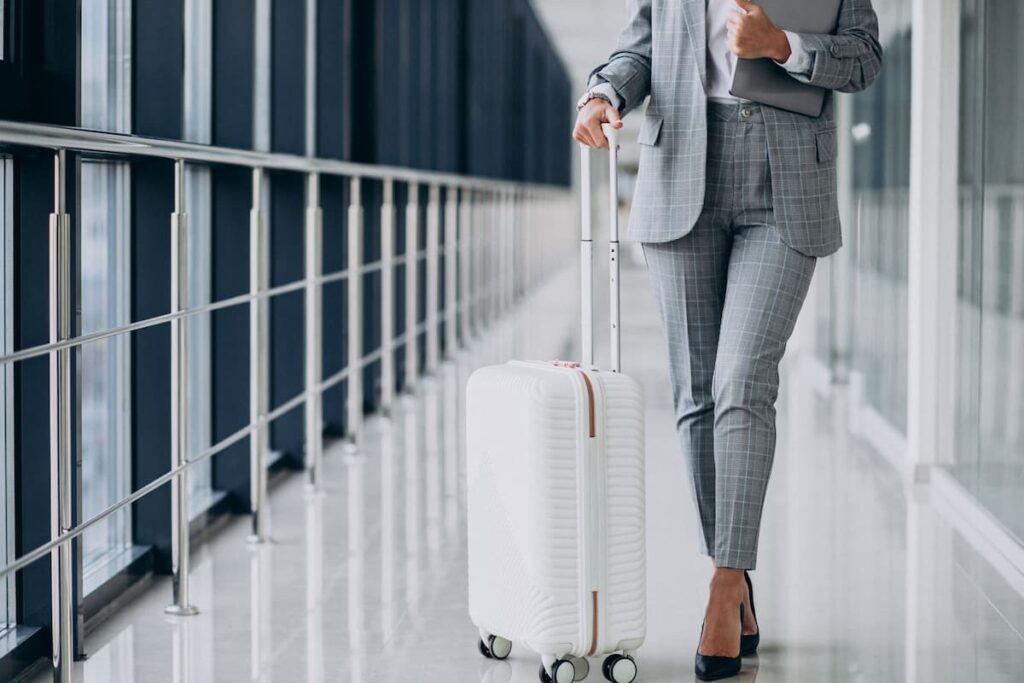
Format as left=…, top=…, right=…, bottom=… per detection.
left=906, top=0, right=961, bottom=480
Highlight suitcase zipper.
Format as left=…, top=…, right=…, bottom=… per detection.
left=579, top=371, right=596, bottom=438
left=577, top=368, right=603, bottom=657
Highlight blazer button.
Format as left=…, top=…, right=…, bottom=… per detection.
left=830, top=43, right=840, bottom=57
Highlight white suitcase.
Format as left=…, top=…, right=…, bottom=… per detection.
left=467, top=126, right=646, bottom=683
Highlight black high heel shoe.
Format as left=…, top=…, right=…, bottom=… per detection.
left=694, top=603, right=744, bottom=681
left=741, top=571, right=760, bottom=656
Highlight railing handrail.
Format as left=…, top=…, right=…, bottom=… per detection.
left=0, top=309, right=449, bottom=581
left=0, top=119, right=566, bottom=194
left=0, top=252, right=420, bottom=367
left=0, top=118, right=576, bottom=682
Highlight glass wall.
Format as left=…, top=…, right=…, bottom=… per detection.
left=80, top=0, right=133, bottom=574
left=817, top=0, right=913, bottom=434
left=953, top=0, right=1024, bottom=544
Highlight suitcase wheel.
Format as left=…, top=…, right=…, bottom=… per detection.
left=602, top=654, right=638, bottom=683
left=478, top=634, right=512, bottom=660
left=568, top=656, right=590, bottom=681
left=538, top=659, right=576, bottom=683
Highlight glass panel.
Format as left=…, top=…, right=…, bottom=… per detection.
left=0, top=157, right=14, bottom=632
left=253, top=0, right=272, bottom=153
left=845, top=0, right=912, bottom=432
left=81, top=0, right=131, bottom=135
left=184, top=0, right=214, bottom=515
left=80, top=0, right=133, bottom=575
left=953, top=0, right=1024, bottom=543
left=952, top=0, right=986, bottom=509
left=80, top=161, right=132, bottom=572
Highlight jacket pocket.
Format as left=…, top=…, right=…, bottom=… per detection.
left=815, top=128, right=837, bottom=163
left=638, top=114, right=664, bottom=146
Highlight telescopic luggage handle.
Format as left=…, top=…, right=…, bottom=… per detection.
left=579, top=123, right=621, bottom=373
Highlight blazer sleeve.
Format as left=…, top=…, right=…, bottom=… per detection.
left=586, top=0, right=653, bottom=115
left=787, top=0, right=883, bottom=93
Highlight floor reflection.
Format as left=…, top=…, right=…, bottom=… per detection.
left=35, top=264, right=1024, bottom=683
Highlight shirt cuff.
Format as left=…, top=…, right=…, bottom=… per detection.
left=774, top=30, right=811, bottom=75
left=587, top=82, right=624, bottom=112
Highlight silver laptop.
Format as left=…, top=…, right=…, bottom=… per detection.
left=729, top=0, right=842, bottom=117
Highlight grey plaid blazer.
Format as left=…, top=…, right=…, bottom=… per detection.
left=589, top=0, right=882, bottom=257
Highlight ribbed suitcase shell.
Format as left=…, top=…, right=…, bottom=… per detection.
left=467, top=359, right=646, bottom=661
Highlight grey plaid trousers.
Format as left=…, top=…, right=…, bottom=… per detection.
left=642, top=101, right=817, bottom=570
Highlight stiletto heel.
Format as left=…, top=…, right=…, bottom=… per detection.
left=694, top=603, right=744, bottom=681
left=741, top=571, right=760, bottom=656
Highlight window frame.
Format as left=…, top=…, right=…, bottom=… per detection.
left=0, top=156, right=14, bottom=633
left=1, top=0, right=6, bottom=61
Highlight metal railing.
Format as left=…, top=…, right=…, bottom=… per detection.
left=0, top=120, right=574, bottom=682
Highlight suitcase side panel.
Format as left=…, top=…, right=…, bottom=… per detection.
left=466, top=364, right=587, bottom=654
left=596, top=371, right=647, bottom=653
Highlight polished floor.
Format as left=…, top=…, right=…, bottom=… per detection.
left=31, top=251, right=1024, bottom=683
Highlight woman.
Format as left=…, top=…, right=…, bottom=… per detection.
left=573, top=0, right=881, bottom=679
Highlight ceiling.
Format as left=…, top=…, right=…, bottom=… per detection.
left=530, top=0, right=643, bottom=167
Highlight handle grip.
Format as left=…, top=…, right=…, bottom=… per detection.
left=579, top=124, right=621, bottom=373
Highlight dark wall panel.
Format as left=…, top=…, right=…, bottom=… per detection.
left=348, top=0, right=377, bottom=163
left=211, top=167, right=252, bottom=507
left=272, top=0, right=307, bottom=155
left=0, top=0, right=76, bottom=124
left=128, top=0, right=185, bottom=574
left=211, top=0, right=255, bottom=506
left=133, top=0, right=184, bottom=139
left=269, top=173, right=305, bottom=459
left=129, top=160, right=174, bottom=571
left=317, top=0, right=348, bottom=159
left=321, top=175, right=348, bottom=433
left=13, top=154, right=56, bottom=628
left=214, top=0, right=256, bottom=149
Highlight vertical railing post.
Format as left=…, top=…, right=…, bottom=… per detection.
left=444, top=186, right=458, bottom=358
left=304, top=172, right=323, bottom=490
left=425, top=184, right=441, bottom=373
left=166, top=159, right=199, bottom=615
left=49, top=148, right=73, bottom=683
left=472, top=192, right=484, bottom=336
left=490, top=191, right=501, bottom=322
left=514, top=190, right=523, bottom=300
left=346, top=176, right=363, bottom=450
left=404, top=183, right=419, bottom=392
left=503, top=189, right=514, bottom=313
left=523, top=190, right=532, bottom=294
left=458, top=189, right=472, bottom=347
left=494, top=189, right=505, bottom=318
left=484, top=191, right=495, bottom=326
left=248, top=167, right=269, bottom=544
left=380, top=178, right=396, bottom=415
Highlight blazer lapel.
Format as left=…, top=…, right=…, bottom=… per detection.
left=683, top=0, right=708, bottom=90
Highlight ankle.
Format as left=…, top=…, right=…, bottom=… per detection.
left=710, top=567, right=746, bottom=591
